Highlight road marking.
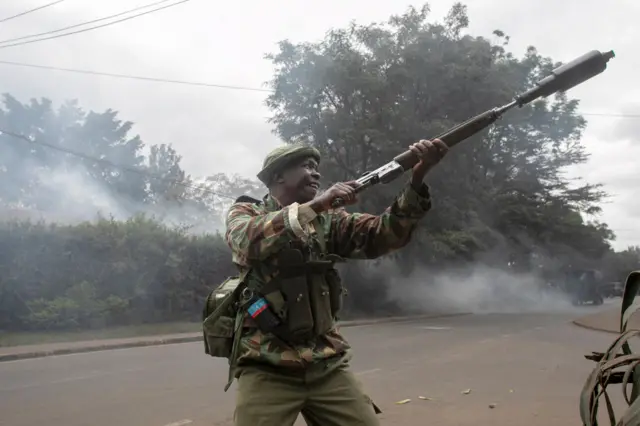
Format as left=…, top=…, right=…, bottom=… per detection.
left=356, top=368, right=381, bottom=376
left=419, top=326, right=452, bottom=330
left=163, top=420, right=192, bottom=426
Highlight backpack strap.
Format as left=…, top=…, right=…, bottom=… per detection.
left=224, top=306, right=247, bottom=392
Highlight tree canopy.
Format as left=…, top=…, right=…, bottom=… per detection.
left=264, top=3, right=615, bottom=278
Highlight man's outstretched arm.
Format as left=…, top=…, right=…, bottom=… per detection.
left=327, top=180, right=432, bottom=259
left=227, top=139, right=448, bottom=263
left=317, top=138, right=448, bottom=259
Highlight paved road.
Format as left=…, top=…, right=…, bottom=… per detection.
left=0, top=309, right=619, bottom=426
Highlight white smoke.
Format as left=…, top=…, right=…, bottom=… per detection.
left=382, top=261, right=577, bottom=314
left=35, top=165, right=131, bottom=223
left=2, top=162, right=230, bottom=235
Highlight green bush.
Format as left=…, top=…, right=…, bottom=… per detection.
left=0, top=215, right=236, bottom=331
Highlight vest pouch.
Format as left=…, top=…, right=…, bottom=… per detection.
left=280, top=274, right=314, bottom=341
left=277, top=247, right=315, bottom=341
left=264, top=290, right=287, bottom=320
left=203, top=315, right=236, bottom=358
left=309, top=274, right=334, bottom=336
left=202, top=276, right=243, bottom=359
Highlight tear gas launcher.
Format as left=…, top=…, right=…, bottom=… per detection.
left=331, top=49, right=616, bottom=208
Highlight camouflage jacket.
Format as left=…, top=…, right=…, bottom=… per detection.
left=224, top=180, right=432, bottom=370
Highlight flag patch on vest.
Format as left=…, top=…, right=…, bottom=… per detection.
left=248, top=298, right=268, bottom=318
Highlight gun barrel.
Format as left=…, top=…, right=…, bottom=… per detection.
left=515, top=49, right=615, bottom=106
left=392, top=104, right=516, bottom=170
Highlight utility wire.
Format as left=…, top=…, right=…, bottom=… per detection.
left=0, top=0, right=66, bottom=24
left=0, top=59, right=272, bottom=92
left=0, top=0, right=191, bottom=50
left=0, top=8, right=634, bottom=119
left=0, top=128, right=238, bottom=201
left=0, top=0, right=175, bottom=45
left=0, top=60, right=637, bottom=118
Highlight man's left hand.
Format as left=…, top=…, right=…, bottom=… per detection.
left=409, top=138, right=449, bottom=185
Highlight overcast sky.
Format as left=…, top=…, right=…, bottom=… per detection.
left=0, top=0, right=637, bottom=250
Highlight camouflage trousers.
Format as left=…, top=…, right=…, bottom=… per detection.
left=233, top=362, right=380, bottom=426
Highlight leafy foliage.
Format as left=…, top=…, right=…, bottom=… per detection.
left=263, top=2, right=621, bottom=281
left=0, top=217, right=235, bottom=331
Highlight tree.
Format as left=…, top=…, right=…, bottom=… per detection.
left=0, top=95, right=148, bottom=214
left=64, top=108, right=148, bottom=203
left=147, top=143, right=191, bottom=204
left=263, top=2, right=612, bottom=278
left=184, top=172, right=264, bottom=229
left=0, top=94, right=225, bottom=227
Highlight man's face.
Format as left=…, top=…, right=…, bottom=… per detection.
left=276, top=156, right=321, bottom=203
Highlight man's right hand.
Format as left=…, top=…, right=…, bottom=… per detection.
left=307, top=181, right=360, bottom=213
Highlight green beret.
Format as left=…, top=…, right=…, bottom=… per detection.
left=257, top=144, right=321, bottom=185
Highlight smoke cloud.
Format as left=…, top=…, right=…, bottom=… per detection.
left=0, top=159, right=234, bottom=235
left=382, top=262, right=577, bottom=315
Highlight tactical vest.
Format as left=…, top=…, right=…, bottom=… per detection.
left=243, top=235, right=346, bottom=345
left=202, top=201, right=346, bottom=380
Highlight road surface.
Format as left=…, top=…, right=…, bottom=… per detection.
left=0, top=309, right=619, bottom=426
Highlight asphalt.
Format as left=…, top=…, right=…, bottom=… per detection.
left=0, top=305, right=624, bottom=426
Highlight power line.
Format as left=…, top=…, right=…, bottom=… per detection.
left=0, top=59, right=638, bottom=120
left=0, top=8, right=633, bottom=120
left=0, top=0, right=191, bottom=50
left=0, top=0, right=175, bottom=45
left=0, top=59, right=272, bottom=92
left=0, top=128, right=237, bottom=201
left=0, top=60, right=637, bottom=118
left=0, top=0, right=66, bottom=24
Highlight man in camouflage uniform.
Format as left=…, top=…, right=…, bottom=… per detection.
left=224, top=138, right=448, bottom=426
